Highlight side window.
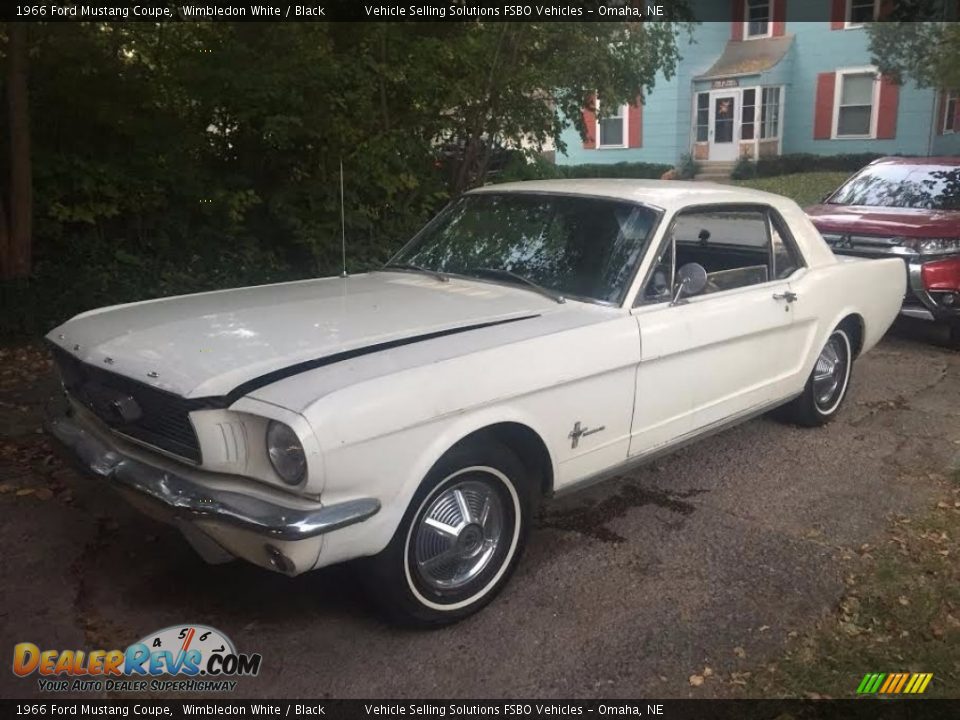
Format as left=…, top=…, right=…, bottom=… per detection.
left=641, top=231, right=674, bottom=304
left=769, top=212, right=802, bottom=279
left=638, top=205, right=801, bottom=305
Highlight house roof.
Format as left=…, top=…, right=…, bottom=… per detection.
left=695, top=35, right=794, bottom=80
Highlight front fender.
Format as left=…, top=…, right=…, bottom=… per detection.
left=313, top=403, right=555, bottom=569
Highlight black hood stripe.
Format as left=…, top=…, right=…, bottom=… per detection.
left=223, top=313, right=540, bottom=401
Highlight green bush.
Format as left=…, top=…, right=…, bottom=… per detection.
left=675, top=153, right=698, bottom=180
left=730, top=155, right=757, bottom=180
left=751, top=153, right=882, bottom=178
left=495, top=159, right=671, bottom=184
left=561, top=161, right=672, bottom=179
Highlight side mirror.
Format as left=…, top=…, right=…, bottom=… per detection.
left=672, top=262, right=708, bottom=304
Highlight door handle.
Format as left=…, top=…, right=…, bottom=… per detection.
left=773, top=291, right=798, bottom=303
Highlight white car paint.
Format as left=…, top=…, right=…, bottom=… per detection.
left=46, top=180, right=906, bottom=575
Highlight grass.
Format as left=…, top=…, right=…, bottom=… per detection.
left=740, top=471, right=960, bottom=699
left=729, top=171, right=852, bottom=207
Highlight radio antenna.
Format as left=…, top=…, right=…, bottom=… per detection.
left=339, top=158, right=347, bottom=278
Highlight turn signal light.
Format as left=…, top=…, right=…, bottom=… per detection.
left=921, top=258, right=960, bottom=292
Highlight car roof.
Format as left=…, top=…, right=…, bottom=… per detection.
left=869, top=156, right=960, bottom=167
left=468, top=179, right=793, bottom=212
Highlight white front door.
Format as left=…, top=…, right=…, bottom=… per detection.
left=708, top=91, right=739, bottom=161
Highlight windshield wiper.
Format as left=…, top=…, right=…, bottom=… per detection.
left=466, top=267, right=566, bottom=304
left=382, top=262, right=449, bottom=283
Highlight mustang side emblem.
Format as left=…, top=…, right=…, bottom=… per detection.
left=568, top=421, right=605, bottom=449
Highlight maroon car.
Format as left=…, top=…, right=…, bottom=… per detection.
left=807, top=157, right=960, bottom=346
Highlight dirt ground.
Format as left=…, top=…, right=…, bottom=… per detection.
left=1, top=319, right=958, bottom=700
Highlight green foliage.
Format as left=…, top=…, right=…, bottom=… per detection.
left=748, top=153, right=883, bottom=178
left=1, top=19, right=695, bottom=338
left=495, top=158, right=672, bottom=184
left=731, top=172, right=853, bottom=207
left=730, top=155, right=757, bottom=180
left=675, top=153, right=698, bottom=180
left=867, top=1, right=960, bottom=89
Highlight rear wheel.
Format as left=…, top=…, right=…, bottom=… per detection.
left=362, top=437, right=533, bottom=627
left=783, top=326, right=853, bottom=427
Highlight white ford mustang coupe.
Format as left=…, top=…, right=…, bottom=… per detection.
left=47, top=180, right=905, bottom=625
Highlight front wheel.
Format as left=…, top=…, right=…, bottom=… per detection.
left=783, top=326, right=853, bottom=427
left=361, top=438, right=533, bottom=627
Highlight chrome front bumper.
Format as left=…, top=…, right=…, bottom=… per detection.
left=46, top=413, right=380, bottom=542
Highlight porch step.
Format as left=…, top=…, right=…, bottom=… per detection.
left=693, top=160, right=735, bottom=181
left=693, top=172, right=732, bottom=181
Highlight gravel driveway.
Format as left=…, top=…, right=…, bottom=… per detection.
left=1, top=320, right=958, bottom=699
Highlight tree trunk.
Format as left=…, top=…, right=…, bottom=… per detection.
left=4, top=23, right=32, bottom=281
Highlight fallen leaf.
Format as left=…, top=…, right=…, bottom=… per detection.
left=758, top=625, right=770, bottom=633
left=734, top=646, right=746, bottom=658
left=15, top=488, right=34, bottom=497
left=898, top=596, right=910, bottom=607
left=688, top=674, right=704, bottom=687
left=703, top=667, right=714, bottom=678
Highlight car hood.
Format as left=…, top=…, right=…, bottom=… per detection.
left=46, top=272, right=560, bottom=399
left=805, top=203, right=960, bottom=238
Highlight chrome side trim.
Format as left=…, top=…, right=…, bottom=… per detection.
left=553, top=393, right=801, bottom=498
left=46, top=414, right=379, bottom=541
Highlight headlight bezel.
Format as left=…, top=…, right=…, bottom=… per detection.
left=265, top=420, right=307, bottom=486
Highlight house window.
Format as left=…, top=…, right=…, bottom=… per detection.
left=741, top=89, right=756, bottom=140
left=745, top=0, right=772, bottom=38
left=835, top=70, right=877, bottom=137
left=597, top=101, right=628, bottom=148
left=945, top=91, right=958, bottom=133
left=695, top=93, right=709, bottom=142
left=846, top=0, right=878, bottom=27
left=761, top=87, right=781, bottom=138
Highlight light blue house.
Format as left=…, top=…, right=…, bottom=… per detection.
left=558, top=0, right=960, bottom=168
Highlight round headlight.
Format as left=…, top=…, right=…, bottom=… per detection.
left=266, top=421, right=306, bottom=485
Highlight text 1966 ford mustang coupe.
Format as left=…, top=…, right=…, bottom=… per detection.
left=47, top=180, right=905, bottom=625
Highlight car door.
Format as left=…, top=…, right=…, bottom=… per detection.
left=628, top=204, right=808, bottom=457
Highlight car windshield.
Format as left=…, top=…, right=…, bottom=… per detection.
left=827, top=164, right=960, bottom=210
left=389, top=192, right=659, bottom=304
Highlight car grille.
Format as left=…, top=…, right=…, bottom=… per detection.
left=50, top=346, right=211, bottom=463
left=820, top=233, right=917, bottom=259
left=821, top=231, right=922, bottom=303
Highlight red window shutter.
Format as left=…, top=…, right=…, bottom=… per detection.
left=877, top=75, right=899, bottom=139
left=582, top=94, right=597, bottom=149
left=814, top=72, right=836, bottom=139
left=878, top=0, right=894, bottom=20
left=772, top=0, right=787, bottom=36
left=830, top=0, right=846, bottom=29
left=954, top=95, right=960, bottom=130
left=731, top=0, right=744, bottom=41
left=628, top=96, right=643, bottom=148
left=936, top=91, right=945, bottom=135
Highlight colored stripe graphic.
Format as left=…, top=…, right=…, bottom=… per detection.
left=859, top=672, right=934, bottom=694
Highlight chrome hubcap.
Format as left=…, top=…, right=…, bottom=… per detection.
left=813, top=335, right=846, bottom=409
left=413, top=479, right=505, bottom=591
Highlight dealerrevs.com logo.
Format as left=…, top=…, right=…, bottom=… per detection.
left=13, top=625, right=262, bottom=693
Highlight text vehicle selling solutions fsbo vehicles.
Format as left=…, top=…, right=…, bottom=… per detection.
left=47, top=180, right=905, bottom=625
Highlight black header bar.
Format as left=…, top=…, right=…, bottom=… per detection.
left=2, top=0, right=956, bottom=23
left=2, top=699, right=960, bottom=718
